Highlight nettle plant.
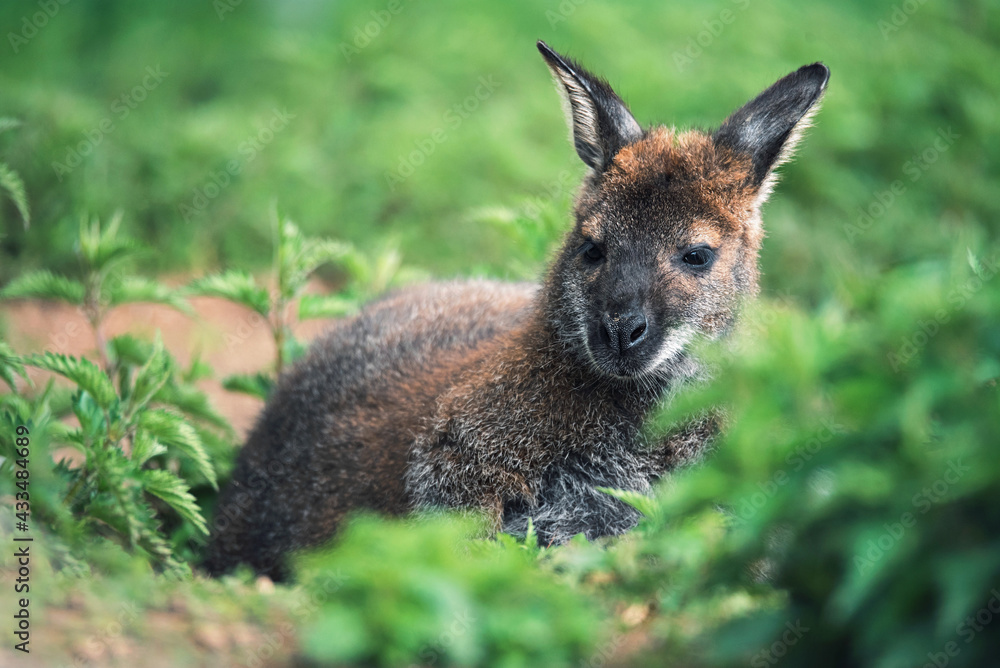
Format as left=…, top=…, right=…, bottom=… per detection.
left=0, top=216, right=230, bottom=572
left=188, top=212, right=409, bottom=399
left=0, top=211, right=407, bottom=571
left=0, top=116, right=31, bottom=231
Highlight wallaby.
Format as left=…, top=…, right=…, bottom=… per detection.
left=204, top=41, right=829, bottom=580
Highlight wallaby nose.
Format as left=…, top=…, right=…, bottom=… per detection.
left=600, top=311, right=648, bottom=354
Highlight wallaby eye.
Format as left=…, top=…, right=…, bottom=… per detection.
left=581, top=242, right=605, bottom=264
left=682, top=247, right=715, bottom=268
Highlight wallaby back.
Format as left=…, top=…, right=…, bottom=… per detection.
left=205, top=42, right=829, bottom=580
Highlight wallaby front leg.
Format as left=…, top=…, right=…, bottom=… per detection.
left=645, top=412, right=724, bottom=478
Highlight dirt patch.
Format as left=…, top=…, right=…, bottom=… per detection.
left=0, top=575, right=301, bottom=668
left=1, top=280, right=333, bottom=438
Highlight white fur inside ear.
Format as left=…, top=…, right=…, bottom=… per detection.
left=753, top=97, right=824, bottom=210
left=548, top=68, right=603, bottom=169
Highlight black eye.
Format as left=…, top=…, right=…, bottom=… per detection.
left=582, top=242, right=604, bottom=264
left=682, top=247, right=715, bottom=268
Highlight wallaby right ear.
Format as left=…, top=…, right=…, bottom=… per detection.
left=537, top=41, right=643, bottom=172
left=714, top=63, right=830, bottom=192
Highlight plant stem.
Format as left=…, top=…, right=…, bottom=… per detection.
left=273, top=295, right=288, bottom=377
left=84, top=273, right=112, bottom=372
left=62, top=467, right=88, bottom=506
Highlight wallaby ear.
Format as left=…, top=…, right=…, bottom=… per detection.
left=714, top=63, right=830, bottom=193
left=537, top=41, right=644, bottom=172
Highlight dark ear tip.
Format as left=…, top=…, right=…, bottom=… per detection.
left=536, top=40, right=561, bottom=65
left=798, top=62, right=831, bottom=91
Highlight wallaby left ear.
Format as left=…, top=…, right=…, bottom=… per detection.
left=537, top=41, right=644, bottom=172
left=714, top=63, right=830, bottom=191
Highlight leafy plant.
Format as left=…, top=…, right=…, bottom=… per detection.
left=571, top=251, right=1000, bottom=667
left=0, top=117, right=30, bottom=230
left=470, top=198, right=569, bottom=279
left=0, top=339, right=29, bottom=391
left=1, top=218, right=232, bottom=572
left=187, top=210, right=407, bottom=398
left=296, top=513, right=603, bottom=667
left=1, top=213, right=191, bottom=369
left=0, top=338, right=225, bottom=574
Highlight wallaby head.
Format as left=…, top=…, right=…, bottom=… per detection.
left=537, top=41, right=828, bottom=379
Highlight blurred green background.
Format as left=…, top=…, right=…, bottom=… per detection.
left=1, top=1, right=999, bottom=666
left=2, top=0, right=994, bottom=292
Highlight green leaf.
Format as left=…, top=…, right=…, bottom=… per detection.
left=137, top=408, right=217, bottom=489
left=154, top=383, right=231, bottom=432
left=595, top=487, right=661, bottom=522
left=967, top=247, right=985, bottom=279
left=277, top=219, right=352, bottom=299
left=298, top=293, right=359, bottom=320
left=140, top=469, right=209, bottom=535
left=0, top=340, right=29, bottom=391
left=222, top=372, right=273, bottom=400
left=0, top=117, right=22, bottom=134
left=282, top=334, right=308, bottom=366
left=0, top=161, right=30, bottom=229
left=131, top=429, right=167, bottom=467
left=76, top=213, right=140, bottom=274
left=523, top=516, right=539, bottom=554
left=1, top=270, right=85, bottom=304
left=182, top=352, right=213, bottom=383
left=24, top=352, right=117, bottom=409
left=365, top=246, right=403, bottom=295
left=0, top=392, right=33, bottom=421
left=71, top=389, right=107, bottom=444
left=301, top=607, right=370, bottom=663
left=126, top=336, right=172, bottom=420
left=186, top=271, right=271, bottom=316
left=108, top=334, right=154, bottom=367
left=58, top=429, right=90, bottom=458
left=106, top=276, right=193, bottom=314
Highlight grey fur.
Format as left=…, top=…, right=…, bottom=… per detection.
left=204, top=45, right=828, bottom=579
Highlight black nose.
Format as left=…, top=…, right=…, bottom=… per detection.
left=600, top=310, right=648, bottom=354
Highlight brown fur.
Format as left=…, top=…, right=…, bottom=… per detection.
left=204, top=43, right=828, bottom=579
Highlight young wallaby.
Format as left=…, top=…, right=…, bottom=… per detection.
left=204, top=42, right=829, bottom=580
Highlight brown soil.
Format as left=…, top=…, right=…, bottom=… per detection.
left=1, top=282, right=332, bottom=438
